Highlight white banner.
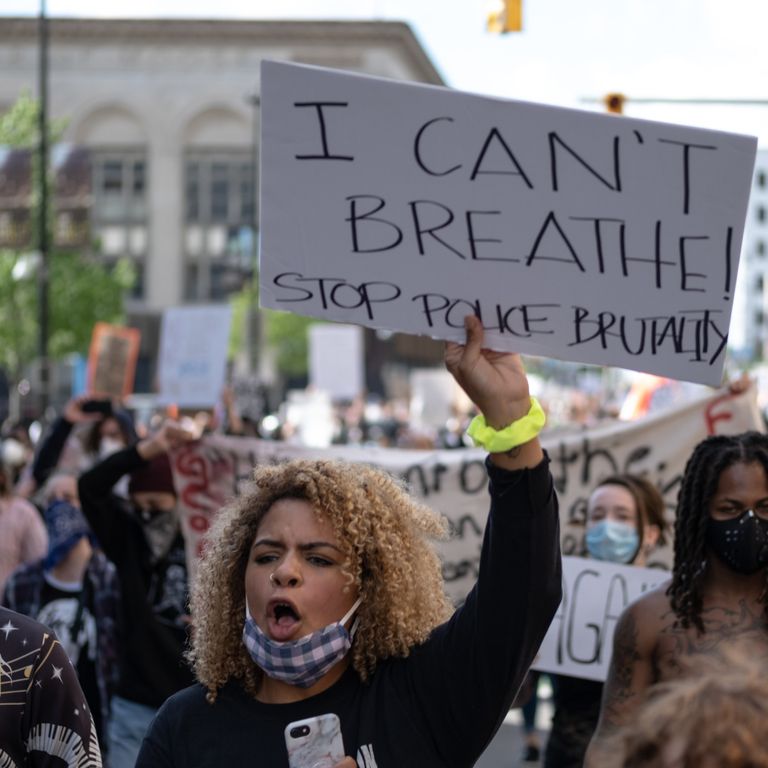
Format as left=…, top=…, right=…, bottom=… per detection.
left=170, top=384, right=762, bottom=607
left=259, top=60, right=757, bottom=385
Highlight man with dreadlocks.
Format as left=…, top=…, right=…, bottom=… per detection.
left=585, top=430, right=768, bottom=767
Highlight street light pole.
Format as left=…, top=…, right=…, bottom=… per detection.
left=246, top=93, right=260, bottom=375
left=37, top=0, right=50, bottom=415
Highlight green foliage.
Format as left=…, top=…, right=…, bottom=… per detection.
left=265, top=309, right=321, bottom=378
left=229, top=275, right=320, bottom=379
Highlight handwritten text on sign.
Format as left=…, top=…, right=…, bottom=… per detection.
left=259, top=61, right=757, bottom=386
left=532, top=557, right=669, bottom=682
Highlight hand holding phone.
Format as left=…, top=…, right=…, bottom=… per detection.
left=81, top=398, right=113, bottom=415
left=285, top=714, right=345, bottom=768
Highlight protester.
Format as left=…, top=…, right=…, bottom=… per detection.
left=519, top=671, right=544, bottom=763
left=0, top=461, right=48, bottom=594
left=546, top=474, right=668, bottom=768
left=0, top=604, right=103, bottom=766
left=3, top=498, right=121, bottom=757
left=78, top=420, right=197, bottom=768
left=611, top=653, right=768, bottom=768
left=586, top=431, right=768, bottom=765
left=135, top=315, right=562, bottom=767
left=32, top=394, right=138, bottom=495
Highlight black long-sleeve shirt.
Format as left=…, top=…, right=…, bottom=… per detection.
left=78, top=447, right=194, bottom=707
left=137, top=454, right=562, bottom=768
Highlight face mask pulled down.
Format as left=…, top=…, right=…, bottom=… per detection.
left=707, top=509, right=768, bottom=575
left=243, top=598, right=362, bottom=688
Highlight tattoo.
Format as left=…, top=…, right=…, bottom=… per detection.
left=657, top=599, right=768, bottom=678
left=600, top=610, right=641, bottom=732
left=504, top=446, right=522, bottom=458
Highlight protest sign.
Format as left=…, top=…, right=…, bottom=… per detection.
left=157, top=305, right=233, bottom=408
left=86, top=322, right=140, bottom=399
left=169, top=383, right=761, bottom=593
left=532, top=556, right=668, bottom=681
left=259, top=60, right=758, bottom=386
left=309, top=323, right=364, bottom=400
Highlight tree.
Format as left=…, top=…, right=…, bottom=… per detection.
left=229, top=276, right=321, bottom=383
left=0, top=94, right=134, bottom=394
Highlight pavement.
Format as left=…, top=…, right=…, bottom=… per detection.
left=474, top=679, right=553, bottom=768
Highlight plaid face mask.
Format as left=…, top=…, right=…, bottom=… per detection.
left=242, top=598, right=362, bottom=688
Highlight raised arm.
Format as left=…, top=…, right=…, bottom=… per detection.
left=584, top=597, right=659, bottom=766
left=444, top=314, right=543, bottom=470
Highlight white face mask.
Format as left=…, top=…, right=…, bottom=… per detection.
left=99, top=437, right=125, bottom=459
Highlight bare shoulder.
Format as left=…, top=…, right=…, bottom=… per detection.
left=620, top=581, right=672, bottom=644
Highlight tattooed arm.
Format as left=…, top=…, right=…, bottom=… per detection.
left=584, top=594, right=661, bottom=767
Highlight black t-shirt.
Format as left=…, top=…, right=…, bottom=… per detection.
left=37, top=574, right=103, bottom=740
left=137, top=457, right=563, bottom=768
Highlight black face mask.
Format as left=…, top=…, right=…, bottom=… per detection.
left=706, top=509, right=768, bottom=575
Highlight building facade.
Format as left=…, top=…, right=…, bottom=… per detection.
left=0, top=17, right=445, bottom=395
left=731, top=148, right=768, bottom=361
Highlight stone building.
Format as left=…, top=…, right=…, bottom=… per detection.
left=0, top=16, right=445, bottom=397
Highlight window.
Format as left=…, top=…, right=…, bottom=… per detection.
left=92, top=151, right=147, bottom=222
left=90, top=149, right=148, bottom=299
left=758, top=170, right=767, bottom=189
left=757, top=205, right=767, bottom=223
left=184, top=152, right=254, bottom=227
left=183, top=150, right=256, bottom=301
left=757, top=240, right=766, bottom=256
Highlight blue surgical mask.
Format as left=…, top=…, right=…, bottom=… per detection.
left=586, top=520, right=639, bottom=564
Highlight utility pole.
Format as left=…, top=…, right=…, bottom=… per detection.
left=37, top=0, right=50, bottom=415
left=246, top=93, right=260, bottom=376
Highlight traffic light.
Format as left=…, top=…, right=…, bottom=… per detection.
left=604, top=93, right=626, bottom=114
left=487, top=0, right=523, bottom=33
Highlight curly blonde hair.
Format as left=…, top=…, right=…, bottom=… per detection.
left=188, top=458, right=454, bottom=702
left=615, top=652, right=768, bottom=768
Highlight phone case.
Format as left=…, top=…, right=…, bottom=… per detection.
left=285, top=713, right=345, bottom=768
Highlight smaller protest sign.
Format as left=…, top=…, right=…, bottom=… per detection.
left=87, top=322, right=140, bottom=399
left=157, top=305, right=233, bottom=408
left=309, top=323, right=364, bottom=400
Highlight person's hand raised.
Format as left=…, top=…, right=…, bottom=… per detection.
left=136, top=419, right=199, bottom=461
left=445, top=314, right=543, bottom=469
left=62, top=394, right=104, bottom=424
left=445, top=315, right=531, bottom=428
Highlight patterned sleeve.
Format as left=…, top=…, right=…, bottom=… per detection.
left=0, top=608, right=102, bottom=767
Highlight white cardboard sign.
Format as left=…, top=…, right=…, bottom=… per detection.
left=259, top=60, right=758, bottom=386
left=157, top=305, right=233, bottom=408
left=309, top=323, right=364, bottom=400
left=532, top=556, right=669, bottom=682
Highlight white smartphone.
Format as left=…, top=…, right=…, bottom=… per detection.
left=284, top=713, right=345, bottom=768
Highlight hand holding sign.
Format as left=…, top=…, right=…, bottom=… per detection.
left=445, top=314, right=542, bottom=470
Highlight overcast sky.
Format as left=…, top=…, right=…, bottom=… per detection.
left=2, top=0, right=768, bottom=145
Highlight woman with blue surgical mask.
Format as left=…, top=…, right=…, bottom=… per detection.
left=544, top=475, right=668, bottom=768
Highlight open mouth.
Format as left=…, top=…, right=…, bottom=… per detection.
left=272, top=602, right=300, bottom=625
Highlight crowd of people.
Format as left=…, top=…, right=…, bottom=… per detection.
left=0, top=320, right=767, bottom=767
